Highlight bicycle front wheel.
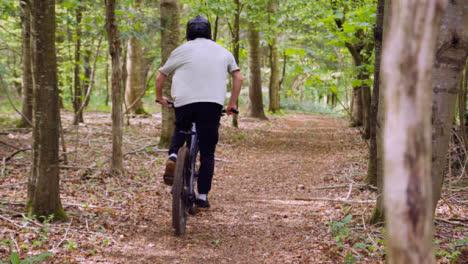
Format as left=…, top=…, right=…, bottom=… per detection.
left=172, top=147, right=189, bottom=236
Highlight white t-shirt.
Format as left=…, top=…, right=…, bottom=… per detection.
left=159, top=38, right=239, bottom=107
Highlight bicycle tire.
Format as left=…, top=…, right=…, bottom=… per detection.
left=172, top=147, right=189, bottom=236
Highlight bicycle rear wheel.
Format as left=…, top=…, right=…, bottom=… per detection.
left=172, top=147, right=189, bottom=236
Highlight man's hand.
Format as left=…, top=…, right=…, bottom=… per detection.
left=156, top=96, right=173, bottom=108
left=226, top=103, right=238, bottom=115
left=227, top=70, right=243, bottom=115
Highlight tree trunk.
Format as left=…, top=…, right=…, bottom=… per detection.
left=366, top=0, right=385, bottom=186
left=335, top=13, right=374, bottom=132
left=18, top=0, right=33, bottom=128
left=268, top=0, right=280, bottom=113
left=431, top=0, right=468, bottom=212
left=105, top=61, right=110, bottom=106
left=459, top=62, right=468, bottom=152
left=247, top=21, right=267, bottom=120
left=159, top=0, right=180, bottom=148
left=231, top=0, right=241, bottom=128
left=382, top=0, right=447, bottom=263
left=351, top=86, right=363, bottom=127
left=26, top=0, right=66, bottom=219
left=370, top=0, right=392, bottom=225
left=105, top=0, right=124, bottom=176
left=73, top=6, right=84, bottom=125
left=125, top=0, right=146, bottom=115
left=125, top=38, right=145, bottom=114
left=83, top=49, right=91, bottom=107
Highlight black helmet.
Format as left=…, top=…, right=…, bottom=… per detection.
left=186, top=15, right=211, bottom=41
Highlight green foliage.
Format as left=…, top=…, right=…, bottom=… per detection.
left=326, top=215, right=386, bottom=262
left=435, top=235, right=467, bottom=263
left=0, top=239, right=53, bottom=264
left=281, top=98, right=339, bottom=116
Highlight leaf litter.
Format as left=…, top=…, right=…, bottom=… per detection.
left=0, top=110, right=466, bottom=263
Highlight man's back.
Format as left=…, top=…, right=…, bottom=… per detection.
left=159, top=38, right=238, bottom=107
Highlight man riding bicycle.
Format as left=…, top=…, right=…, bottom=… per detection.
left=155, top=15, right=243, bottom=209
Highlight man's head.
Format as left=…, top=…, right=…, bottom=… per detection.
left=186, top=15, right=211, bottom=41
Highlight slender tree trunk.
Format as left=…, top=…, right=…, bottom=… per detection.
left=459, top=62, right=468, bottom=151
left=73, top=6, right=84, bottom=125
left=83, top=49, right=91, bottom=107
left=247, top=21, right=267, bottom=120
left=105, top=61, right=110, bottom=106
left=431, top=0, right=468, bottom=212
left=351, top=86, right=363, bottom=126
left=125, top=0, right=146, bottom=115
left=213, top=16, right=219, bottom=42
left=27, top=0, right=66, bottom=219
left=231, top=0, right=241, bottom=128
left=105, top=0, right=124, bottom=176
left=268, top=0, right=280, bottom=113
left=370, top=0, right=392, bottom=225
left=125, top=38, right=145, bottom=114
left=18, top=0, right=33, bottom=128
left=366, top=0, right=385, bottom=186
left=382, top=0, right=447, bottom=263
left=159, top=0, right=180, bottom=148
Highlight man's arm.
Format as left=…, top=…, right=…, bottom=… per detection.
left=226, top=70, right=243, bottom=115
left=155, top=72, right=171, bottom=107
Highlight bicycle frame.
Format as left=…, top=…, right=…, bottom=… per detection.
left=186, top=123, right=198, bottom=208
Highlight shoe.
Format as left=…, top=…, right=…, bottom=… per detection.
left=163, top=160, right=176, bottom=186
left=195, top=198, right=210, bottom=209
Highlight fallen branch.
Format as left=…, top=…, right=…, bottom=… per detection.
left=0, top=213, right=37, bottom=230
left=312, top=184, right=377, bottom=191
left=294, top=197, right=375, bottom=204
left=435, top=217, right=468, bottom=227
left=10, top=232, right=20, bottom=253
left=5, top=148, right=31, bottom=162
left=53, top=218, right=73, bottom=250
left=0, top=140, right=20, bottom=150
left=89, top=145, right=167, bottom=170
left=345, top=183, right=353, bottom=200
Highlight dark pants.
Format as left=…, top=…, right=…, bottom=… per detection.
left=168, top=102, right=222, bottom=194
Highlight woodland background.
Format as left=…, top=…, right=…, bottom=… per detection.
left=0, top=0, right=467, bottom=263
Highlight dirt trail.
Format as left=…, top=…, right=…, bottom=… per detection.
left=97, top=114, right=370, bottom=263
left=1, top=112, right=466, bottom=263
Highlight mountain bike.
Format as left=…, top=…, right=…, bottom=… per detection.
left=157, top=100, right=238, bottom=236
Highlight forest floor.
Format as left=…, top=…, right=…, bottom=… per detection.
left=0, top=110, right=466, bottom=263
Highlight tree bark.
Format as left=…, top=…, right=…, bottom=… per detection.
left=125, top=0, right=146, bottom=115
left=105, top=0, right=124, bottom=176
left=247, top=21, right=267, bottom=120
left=159, top=0, right=180, bottom=148
left=231, top=0, right=241, bottom=128
left=125, top=38, right=145, bottom=114
left=18, top=0, right=33, bottom=128
left=366, top=0, right=385, bottom=186
left=268, top=0, right=280, bottom=113
left=382, top=0, right=447, bottom=263
left=370, top=0, right=392, bottom=225
left=431, top=0, right=468, bottom=212
left=459, top=62, right=468, bottom=152
left=73, top=6, right=84, bottom=125
left=83, top=49, right=91, bottom=107
left=27, top=0, right=66, bottom=219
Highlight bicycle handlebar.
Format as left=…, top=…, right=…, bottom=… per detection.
left=156, top=99, right=239, bottom=114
